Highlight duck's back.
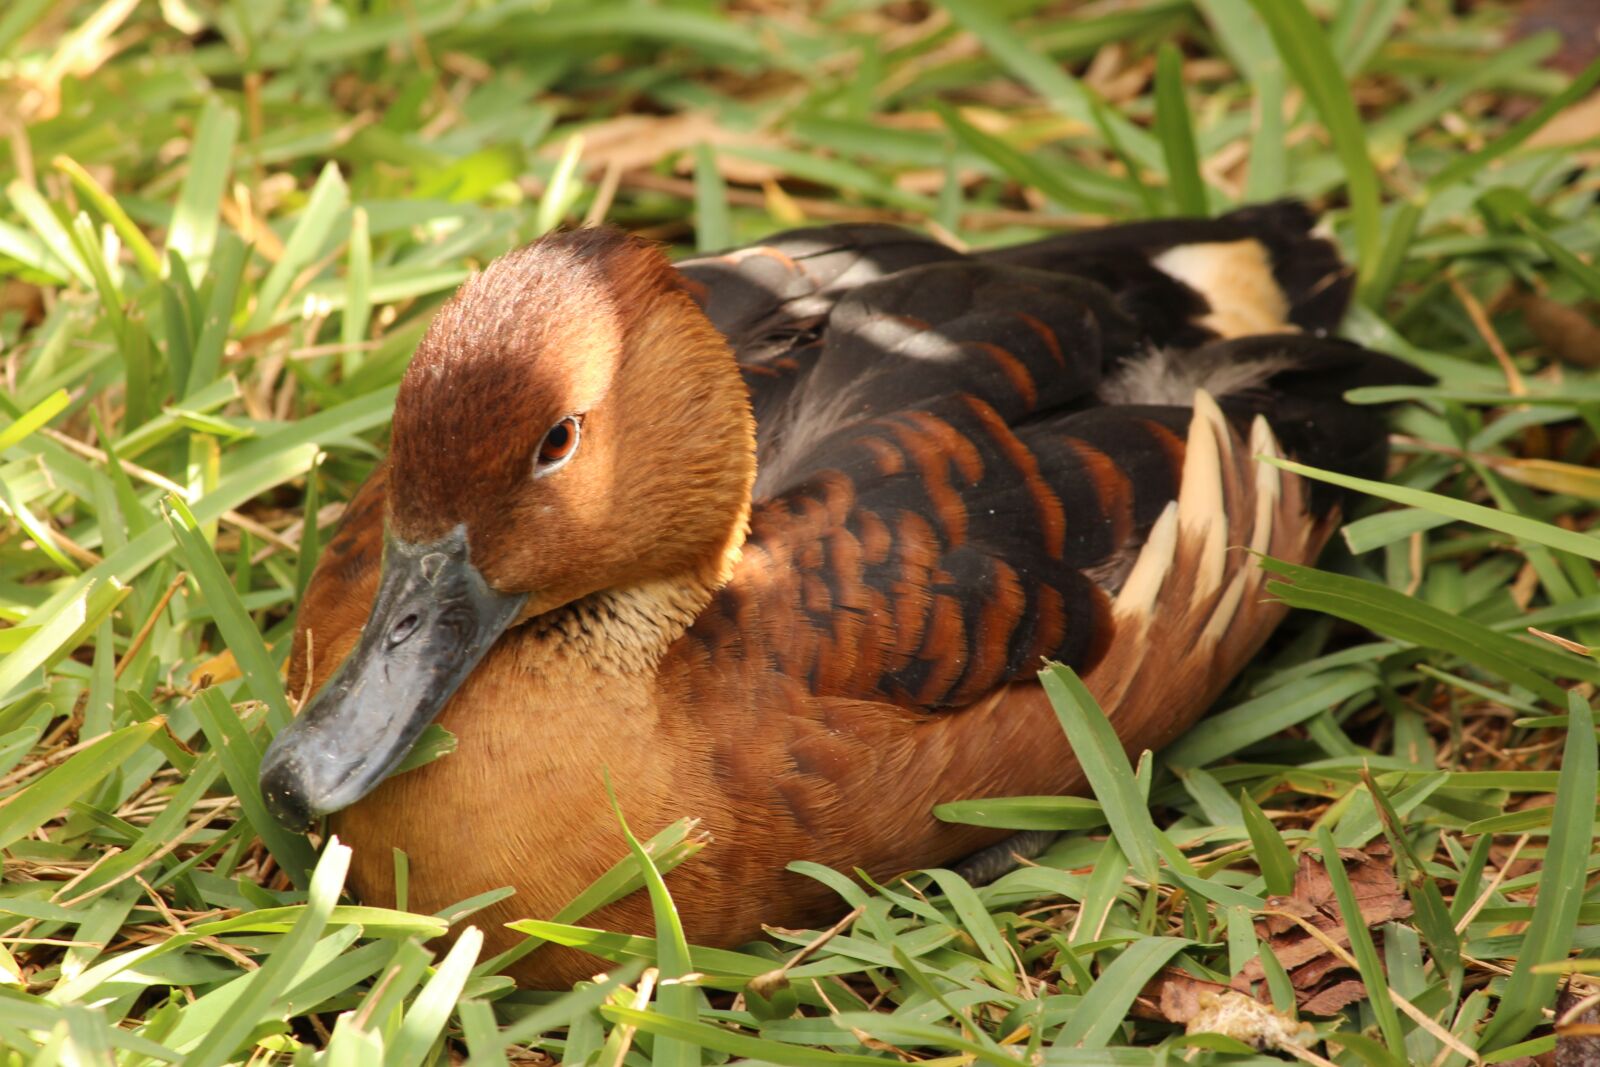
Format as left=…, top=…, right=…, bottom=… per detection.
left=676, top=203, right=1417, bottom=714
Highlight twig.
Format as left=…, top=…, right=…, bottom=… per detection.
left=115, top=572, right=187, bottom=679
left=1454, top=834, right=1529, bottom=935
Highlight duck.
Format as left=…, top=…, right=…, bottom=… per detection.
left=258, top=201, right=1424, bottom=988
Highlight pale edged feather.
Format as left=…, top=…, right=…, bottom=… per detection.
left=1177, top=389, right=1230, bottom=601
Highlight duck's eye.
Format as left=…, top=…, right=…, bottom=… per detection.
left=534, top=415, right=581, bottom=476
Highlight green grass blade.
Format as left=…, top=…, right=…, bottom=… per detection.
left=1056, top=937, right=1192, bottom=1047
left=1270, top=456, right=1600, bottom=564
left=1153, top=43, right=1207, bottom=216
left=535, top=134, right=584, bottom=236
left=923, top=869, right=1012, bottom=973
left=0, top=0, right=51, bottom=56
left=1194, top=0, right=1285, bottom=200
left=938, top=0, right=1159, bottom=168
left=478, top=962, right=644, bottom=1055
left=190, top=687, right=316, bottom=889
left=1163, top=667, right=1377, bottom=768
left=479, top=817, right=703, bottom=975
left=5, top=179, right=89, bottom=285
left=601, top=1006, right=890, bottom=1067
left=0, top=388, right=69, bottom=453
left=609, top=780, right=698, bottom=1067
left=341, top=206, right=372, bottom=376
left=0, top=720, right=159, bottom=851
left=162, top=494, right=293, bottom=730
left=934, top=101, right=1119, bottom=214
left=1240, top=790, right=1296, bottom=896
left=182, top=840, right=350, bottom=1067
left=1480, top=691, right=1598, bottom=1049
left=0, top=577, right=128, bottom=701
left=1363, top=769, right=1464, bottom=999
left=185, top=231, right=248, bottom=397
left=458, top=1000, right=506, bottom=1067
left=1315, top=825, right=1407, bottom=1055
left=166, top=97, right=239, bottom=276
left=390, top=926, right=482, bottom=1067
left=1039, top=662, right=1161, bottom=885
left=248, top=162, right=349, bottom=333
left=933, top=794, right=1106, bottom=831
left=1427, top=55, right=1600, bottom=193
left=51, top=155, right=162, bottom=282
left=693, top=144, right=731, bottom=253
left=1265, top=560, right=1584, bottom=705
left=1248, top=0, right=1381, bottom=286
left=1481, top=188, right=1600, bottom=302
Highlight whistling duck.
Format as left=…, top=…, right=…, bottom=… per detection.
left=260, top=201, right=1422, bottom=987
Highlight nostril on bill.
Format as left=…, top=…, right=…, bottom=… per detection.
left=389, top=612, right=420, bottom=646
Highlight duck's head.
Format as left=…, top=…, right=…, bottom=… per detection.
left=259, top=229, right=756, bottom=831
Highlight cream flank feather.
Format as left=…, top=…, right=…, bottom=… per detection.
left=1083, top=389, right=1329, bottom=748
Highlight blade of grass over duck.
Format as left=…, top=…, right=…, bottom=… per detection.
left=183, top=840, right=350, bottom=1066
left=1040, top=663, right=1162, bottom=885
left=606, top=778, right=698, bottom=1067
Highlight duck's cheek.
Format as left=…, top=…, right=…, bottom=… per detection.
left=259, top=524, right=527, bottom=831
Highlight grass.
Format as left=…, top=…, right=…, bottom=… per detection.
left=2, top=0, right=1599, bottom=1062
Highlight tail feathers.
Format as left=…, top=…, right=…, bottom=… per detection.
left=978, top=200, right=1353, bottom=342
left=1083, top=390, right=1327, bottom=745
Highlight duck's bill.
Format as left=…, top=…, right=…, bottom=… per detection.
left=259, top=526, right=526, bottom=832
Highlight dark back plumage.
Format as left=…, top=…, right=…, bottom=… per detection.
left=678, top=204, right=1425, bottom=711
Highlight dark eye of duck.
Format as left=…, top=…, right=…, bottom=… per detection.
left=533, top=415, right=581, bottom=476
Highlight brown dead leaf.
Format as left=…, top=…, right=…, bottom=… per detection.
left=189, top=648, right=245, bottom=686
left=1286, top=951, right=1353, bottom=989
left=1526, top=89, right=1600, bottom=155
left=1237, top=844, right=1411, bottom=1011
left=1140, top=968, right=1234, bottom=1024
left=1300, top=980, right=1370, bottom=1017
left=1261, top=846, right=1412, bottom=936
left=0, top=280, right=44, bottom=326
left=1241, top=928, right=1336, bottom=976
left=1507, top=290, right=1600, bottom=368
left=554, top=112, right=780, bottom=179
left=1515, top=0, right=1600, bottom=76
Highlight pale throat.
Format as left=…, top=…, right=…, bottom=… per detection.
left=516, top=500, right=751, bottom=677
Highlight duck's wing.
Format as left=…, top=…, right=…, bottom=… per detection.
left=689, top=208, right=1422, bottom=715
left=694, top=342, right=1411, bottom=712
left=693, top=393, right=1185, bottom=708
left=676, top=224, right=962, bottom=434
